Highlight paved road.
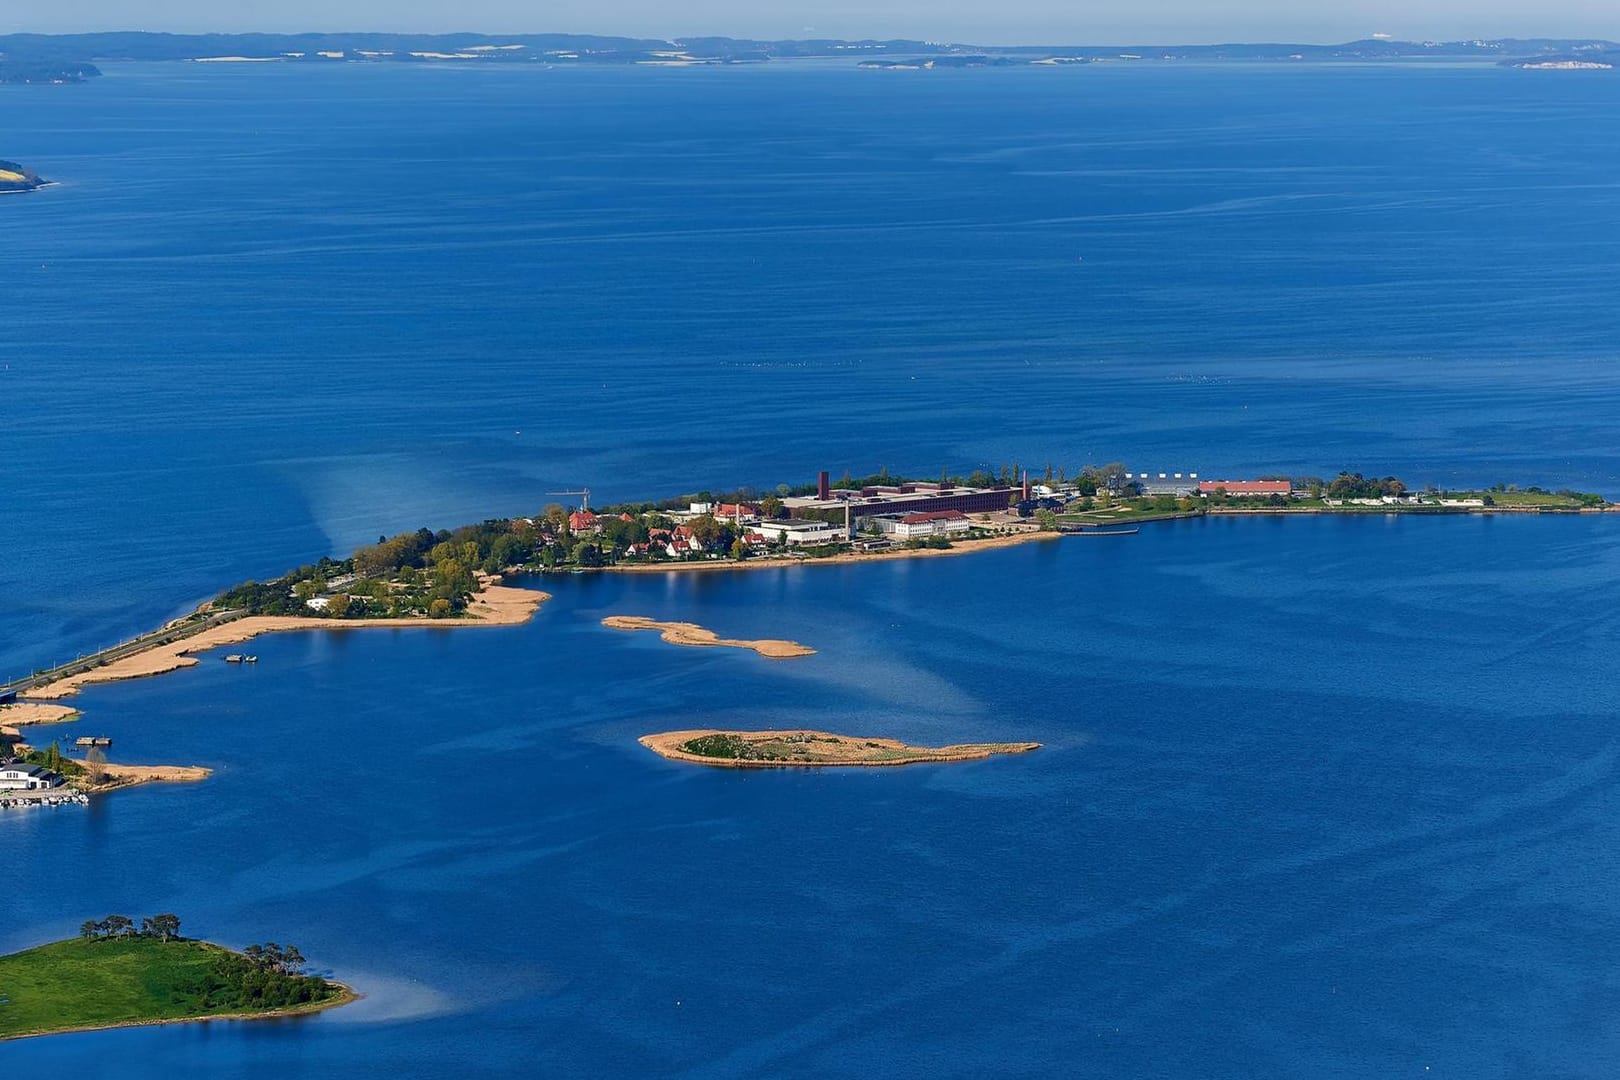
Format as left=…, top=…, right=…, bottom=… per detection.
left=2, top=609, right=246, bottom=699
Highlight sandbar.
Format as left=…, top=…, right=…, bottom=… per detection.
left=640, top=729, right=1041, bottom=768
left=0, top=703, right=81, bottom=726
left=602, top=616, right=814, bottom=659
left=83, top=762, right=213, bottom=791
left=28, top=582, right=548, bottom=699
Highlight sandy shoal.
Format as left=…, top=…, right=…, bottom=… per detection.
left=88, top=762, right=213, bottom=786
left=602, top=616, right=814, bottom=659
left=640, top=729, right=1041, bottom=768
left=0, top=703, right=81, bottom=726
left=608, top=529, right=1058, bottom=574
left=30, top=583, right=548, bottom=699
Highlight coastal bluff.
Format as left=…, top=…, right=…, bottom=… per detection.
left=641, top=729, right=1040, bottom=768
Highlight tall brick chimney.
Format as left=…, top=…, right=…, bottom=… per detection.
left=818, top=470, right=830, bottom=501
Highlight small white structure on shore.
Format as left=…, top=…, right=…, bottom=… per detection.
left=0, top=762, right=66, bottom=791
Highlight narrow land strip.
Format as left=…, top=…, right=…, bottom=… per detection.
left=25, top=583, right=547, bottom=700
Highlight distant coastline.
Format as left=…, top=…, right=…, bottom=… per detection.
left=0, top=31, right=1615, bottom=73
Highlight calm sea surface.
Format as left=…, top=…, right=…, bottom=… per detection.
left=2, top=61, right=1619, bottom=1077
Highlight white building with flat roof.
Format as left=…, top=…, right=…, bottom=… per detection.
left=1126, top=471, right=1199, bottom=496
left=869, top=510, right=973, bottom=540
left=751, top=519, right=848, bottom=546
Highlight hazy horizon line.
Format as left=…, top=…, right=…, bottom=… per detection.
left=4, top=27, right=1617, bottom=48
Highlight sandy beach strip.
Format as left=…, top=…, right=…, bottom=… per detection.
left=602, top=616, right=815, bottom=658
left=640, top=729, right=1041, bottom=768
left=608, top=529, right=1059, bottom=574
left=28, top=583, right=548, bottom=699
left=0, top=703, right=81, bottom=726
left=85, top=762, right=213, bottom=788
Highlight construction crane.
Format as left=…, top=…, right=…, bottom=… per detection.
left=546, top=488, right=591, bottom=511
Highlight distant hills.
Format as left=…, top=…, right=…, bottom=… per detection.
left=0, top=32, right=1615, bottom=75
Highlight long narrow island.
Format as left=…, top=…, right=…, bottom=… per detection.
left=641, top=729, right=1041, bottom=768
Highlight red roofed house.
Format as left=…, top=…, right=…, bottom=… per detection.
left=568, top=510, right=599, bottom=533
left=1198, top=480, right=1292, bottom=497
left=664, top=525, right=704, bottom=557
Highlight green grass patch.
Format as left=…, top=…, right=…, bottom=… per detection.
left=0, top=937, right=343, bottom=1040
left=1441, top=490, right=1585, bottom=507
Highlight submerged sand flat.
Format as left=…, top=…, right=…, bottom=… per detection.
left=602, top=616, right=815, bottom=658
left=641, top=729, right=1041, bottom=768
left=29, top=584, right=548, bottom=699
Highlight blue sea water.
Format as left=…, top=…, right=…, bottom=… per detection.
left=3, top=61, right=1620, bottom=1077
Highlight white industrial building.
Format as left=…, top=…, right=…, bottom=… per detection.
left=869, top=510, right=974, bottom=540
left=751, top=519, right=849, bottom=546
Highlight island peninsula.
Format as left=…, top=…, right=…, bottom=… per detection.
left=641, top=730, right=1041, bottom=768
left=1, top=462, right=1611, bottom=797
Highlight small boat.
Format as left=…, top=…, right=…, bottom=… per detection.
left=224, top=654, right=244, bottom=663
left=243, top=656, right=258, bottom=663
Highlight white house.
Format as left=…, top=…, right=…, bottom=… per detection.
left=0, top=762, right=65, bottom=791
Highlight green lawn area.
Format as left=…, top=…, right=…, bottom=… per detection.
left=1056, top=503, right=1201, bottom=524
left=1440, top=490, right=1586, bottom=507
left=0, top=937, right=342, bottom=1040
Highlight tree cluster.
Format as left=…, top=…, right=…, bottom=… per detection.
left=1325, top=472, right=1407, bottom=499
left=204, top=942, right=333, bottom=1011
left=80, top=913, right=182, bottom=942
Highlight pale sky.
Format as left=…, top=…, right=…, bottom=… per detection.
left=5, top=0, right=1618, bottom=44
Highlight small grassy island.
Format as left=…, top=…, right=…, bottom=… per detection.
left=0, top=159, right=48, bottom=193
left=641, top=729, right=1041, bottom=768
left=0, top=916, right=352, bottom=1042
